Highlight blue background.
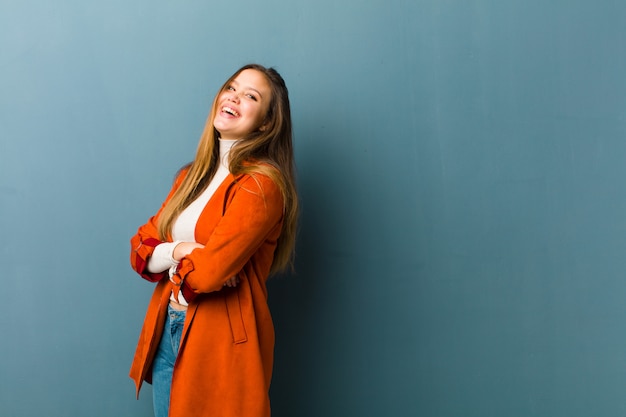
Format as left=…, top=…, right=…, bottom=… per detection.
left=1, top=0, right=626, bottom=416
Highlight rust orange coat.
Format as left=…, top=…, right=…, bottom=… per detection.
left=129, top=170, right=284, bottom=417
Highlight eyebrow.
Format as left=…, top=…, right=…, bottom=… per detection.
left=230, top=80, right=264, bottom=99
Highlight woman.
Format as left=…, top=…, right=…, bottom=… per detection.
left=129, top=64, right=298, bottom=417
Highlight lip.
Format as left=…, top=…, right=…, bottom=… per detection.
left=219, top=102, right=240, bottom=118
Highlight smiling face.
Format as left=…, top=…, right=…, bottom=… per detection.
left=213, top=69, right=272, bottom=140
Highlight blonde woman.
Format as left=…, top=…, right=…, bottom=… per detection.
left=129, top=64, right=298, bottom=417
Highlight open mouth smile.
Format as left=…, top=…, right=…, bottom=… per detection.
left=221, top=106, right=240, bottom=117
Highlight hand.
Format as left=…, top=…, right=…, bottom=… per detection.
left=173, top=242, right=205, bottom=261
left=223, top=275, right=240, bottom=288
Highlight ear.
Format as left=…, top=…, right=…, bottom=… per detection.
left=259, top=111, right=271, bottom=132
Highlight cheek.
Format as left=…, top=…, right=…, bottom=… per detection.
left=249, top=106, right=266, bottom=126
left=257, top=104, right=270, bottom=123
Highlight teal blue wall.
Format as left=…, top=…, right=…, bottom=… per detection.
left=2, top=0, right=626, bottom=416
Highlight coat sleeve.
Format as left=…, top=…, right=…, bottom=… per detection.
left=173, top=173, right=284, bottom=299
left=130, top=171, right=187, bottom=283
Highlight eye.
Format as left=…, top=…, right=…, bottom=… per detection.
left=245, top=93, right=258, bottom=101
left=226, top=85, right=235, bottom=91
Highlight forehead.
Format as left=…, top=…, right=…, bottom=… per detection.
left=231, top=69, right=271, bottom=95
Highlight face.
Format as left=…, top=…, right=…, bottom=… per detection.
left=213, top=69, right=272, bottom=140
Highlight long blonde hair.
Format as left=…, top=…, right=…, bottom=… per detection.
left=157, top=64, right=298, bottom=274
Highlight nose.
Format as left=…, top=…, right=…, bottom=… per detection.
left=227, top=92, right=241, bottom=103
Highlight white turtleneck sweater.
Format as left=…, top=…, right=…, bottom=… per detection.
left=146, top=139, right=238, bottom=305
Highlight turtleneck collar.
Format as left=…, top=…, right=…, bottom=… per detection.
left=218, top=138, right=239, bottom=167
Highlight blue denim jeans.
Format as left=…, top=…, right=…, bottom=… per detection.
left=152, top=305, right=186, bottom=417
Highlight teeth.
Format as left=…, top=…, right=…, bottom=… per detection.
left=222, top=106, right=239, bottom=117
